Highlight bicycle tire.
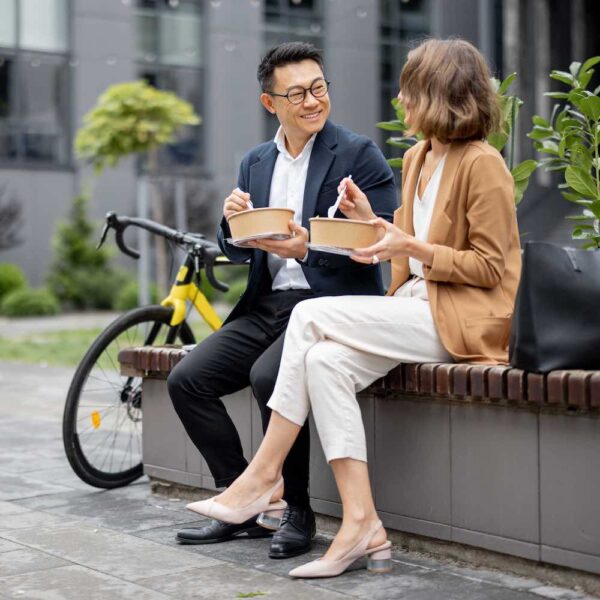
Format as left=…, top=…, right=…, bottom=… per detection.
left=63, top=305, right=195, bottom=489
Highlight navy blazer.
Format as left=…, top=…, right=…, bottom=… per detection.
left=218, top=120, right=397, bottom=324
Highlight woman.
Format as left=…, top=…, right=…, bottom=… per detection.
left=187, top=38, right=522, bottom=578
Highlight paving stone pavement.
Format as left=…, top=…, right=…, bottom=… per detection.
left=0, top=359, right=598, bottom=600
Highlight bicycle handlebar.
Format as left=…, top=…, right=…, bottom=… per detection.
left=98, top=212, right=230, bottom=293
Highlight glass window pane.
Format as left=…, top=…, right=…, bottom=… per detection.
left=20, top=55, right=69, bottom=163
left=142, top=68, right=202, bottom=169
left=0, top=0, right=16, bottom=48
left=20, top=0, right=68, bottom=52
left=160, top=13, right=201, bottom=66
left=0, top=56, right=18, bottom=159
left=137, top=10, right=159, bottom=61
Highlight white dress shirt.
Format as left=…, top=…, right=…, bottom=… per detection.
left=409, top=155, right=447, bottom=278
left=267, top=126, right=314, bottom=291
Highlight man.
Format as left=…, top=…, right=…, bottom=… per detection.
left=168, top=42, right=396, bottom=559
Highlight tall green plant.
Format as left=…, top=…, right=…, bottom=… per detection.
left=47, top=193, right=127, bottom=310
left=74, top=80, right=201, bottom=293
left=376, top=73, right=538, bottom=205
left=528, top=57, right=600, bottom=248
left=74, top=80, right=200, bottom=174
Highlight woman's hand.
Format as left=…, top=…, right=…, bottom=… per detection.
left=338, top=178, right=376, bottom=222
left=351, top=217, right=433, bottom=265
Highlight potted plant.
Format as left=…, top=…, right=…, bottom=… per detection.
left=528, top=57, right=600, bottom=248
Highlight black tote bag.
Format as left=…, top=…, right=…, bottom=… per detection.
left=509, top=241, right=600, bottom=372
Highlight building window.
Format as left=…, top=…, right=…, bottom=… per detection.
left=0, top=0, right=70, bottom=167
left=379, top=0, right=429, bottom=157
left=136, top=0, right=204, bottom=173
left=263, top=0, right=324, bottom=140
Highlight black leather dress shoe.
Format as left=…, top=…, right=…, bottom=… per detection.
left=269, top=505, right=316, bottom=559
left=176, top=517, right=272, bottom=545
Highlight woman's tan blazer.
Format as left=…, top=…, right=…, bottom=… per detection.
left=387, top=139, right=522, bottom=364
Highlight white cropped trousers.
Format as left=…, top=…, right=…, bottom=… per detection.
left=267, top=278, right=452, bottom=462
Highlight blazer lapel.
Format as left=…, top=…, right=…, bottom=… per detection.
left=427, top=141, right=469, bottom=244
left=402, top=140, right=430, bottom=236
left=301, top=121, right=337, bottom=228
left=249, top=144, right=278, bottom=209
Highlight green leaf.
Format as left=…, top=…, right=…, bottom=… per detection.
left=532, top=115, right=549, bottom=127
left=498, top=72, right=517, bottom=95
left=385, top=138, right=415, bottom=149
left=550, top=70, right=575, bottom=86
left=528, top=126, right=554, bottom=140
left=578, top=96, right=600, bottom=120
left=376, top=121, right=404, bottom=131
left=569, top=61, right=582, bottom=78
left=565, top=166, right=598, bottom=197
left=511, top=159, right=538, bottom=182
left=514, top=177, right=532, bottom=205
left=387, top=157, right=404, bottom=169
left=536, top=140, right=560, bottom=155
left=580, top=56, right=600, bottom=75
left=545, top=92, right=570, bottom=99
left=486, top=131, right=508, bottom=151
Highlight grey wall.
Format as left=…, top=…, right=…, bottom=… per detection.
left=204, top=1, right=263, bottom=217
left=323, top=0, right=380, bottom=141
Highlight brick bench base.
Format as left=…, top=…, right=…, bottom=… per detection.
left=119, top=346, right=600, bottom=577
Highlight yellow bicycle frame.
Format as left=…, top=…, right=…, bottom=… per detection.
left=160, top=264, right=223, bottom=332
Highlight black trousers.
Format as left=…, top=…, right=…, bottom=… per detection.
left=167, top=289, right=314, bottom=507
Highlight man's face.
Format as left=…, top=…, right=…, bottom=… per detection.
left=262, top=59, right=331, bottom=140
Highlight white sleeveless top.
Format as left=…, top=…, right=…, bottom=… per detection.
left=408, top=155, right=447, bottom=278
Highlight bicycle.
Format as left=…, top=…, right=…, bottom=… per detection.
left=63, top=212, right=239, bottom=489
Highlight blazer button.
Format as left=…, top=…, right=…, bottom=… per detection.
left=318, top=258, right=329, bottom=267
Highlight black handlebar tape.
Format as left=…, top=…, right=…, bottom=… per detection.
left=205, top=261, right=229, bottom=293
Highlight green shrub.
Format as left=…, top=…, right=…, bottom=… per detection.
left=1, top=287, right=59, bottom=317
left=47, top=193, right=126, bottom=310
left=113, top=279, right=161, bottom=311
left=0, top=263, right=27, bottom=301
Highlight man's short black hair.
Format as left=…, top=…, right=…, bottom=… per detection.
left=257, top=41, right=324, bottom=92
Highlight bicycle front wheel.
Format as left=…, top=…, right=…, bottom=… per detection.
left=63, top=305, right=195, bottom=489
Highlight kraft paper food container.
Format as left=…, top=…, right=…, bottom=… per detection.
left=309, top=217, right=378, bottom=249
left=227, top=207, right=295, bottom=242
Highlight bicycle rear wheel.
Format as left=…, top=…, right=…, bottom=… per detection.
left=63, top=305, right=195, bottom=489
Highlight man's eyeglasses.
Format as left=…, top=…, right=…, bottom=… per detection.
left=267, top=78, right=331, bottom=105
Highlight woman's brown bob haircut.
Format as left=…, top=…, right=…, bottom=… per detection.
left=399, top=38, right=501, bottom=143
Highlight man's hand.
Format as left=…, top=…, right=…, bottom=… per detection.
left=248, top=221, right=309, bottom=260
left=338, top=178, right=377, bottom=222
left=223, top=188, right=252, bottom=219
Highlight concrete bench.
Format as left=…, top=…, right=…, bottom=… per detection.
left=118, top=346, right=600, bottom=577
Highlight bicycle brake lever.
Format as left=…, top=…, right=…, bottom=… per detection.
left=96, top=222, right=110, bottom=250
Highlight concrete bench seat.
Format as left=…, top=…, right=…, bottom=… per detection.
left=118, top=345, right=600, bottom=577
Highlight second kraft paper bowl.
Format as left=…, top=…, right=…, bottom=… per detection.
left=309, top=217, right=378, bottom=250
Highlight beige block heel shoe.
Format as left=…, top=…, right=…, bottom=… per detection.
left=289, top=520, right=392, bottom=579
left=186, top=477, right=287, bottom=525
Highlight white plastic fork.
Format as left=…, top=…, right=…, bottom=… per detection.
left=327, top=174, right=352, bottom=218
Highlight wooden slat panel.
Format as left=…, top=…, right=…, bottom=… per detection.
left=507, top=369, right=526, bottom=402
left=547, top=371, right=570, bottom=406
left=404, top=364, right=420, bottom=393
left=469, top=365, right=491, bottom=399
left=452, top=364, right=473, bottom=397
left=435, top=364, right=457, bottom=395
left=487, top=366, right=510, bottom=400
left=591, top=373, right=600, bottom=409
left=567, top=371, right=592, bottom=409
left=526, top=373, right=546, bottom=405
left=419, top=363, right=438, bottom=394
